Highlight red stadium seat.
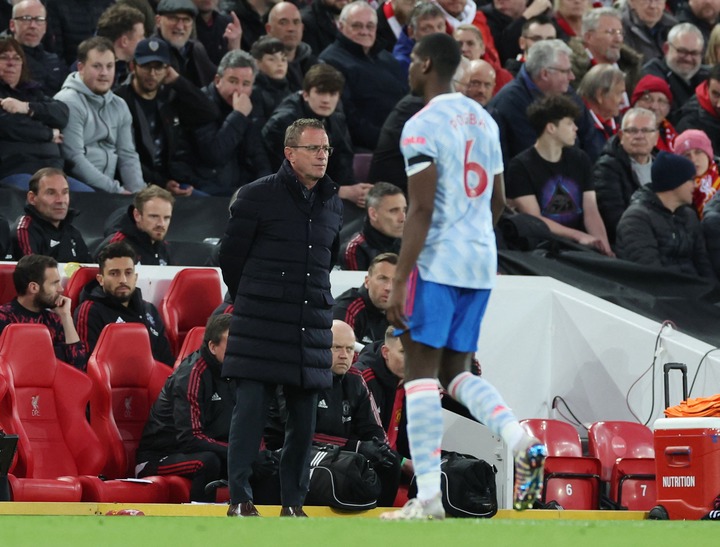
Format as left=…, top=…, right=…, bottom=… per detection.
left=63, top=266, right=99, bottom=314
left=159, top=268, right=222, bottom=356
left=173, top=326, right=205, bottom=369
left=521, top=419, right=602, bottom=510
left=0, top=263, right=16, bottom=305
left=587, top=421, right=656, bottom=511
left=84, top=323, right=173, bottom=502
left=0, top=324, right=166, bottom=502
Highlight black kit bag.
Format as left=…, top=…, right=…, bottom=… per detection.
left=409, top=451, right=498, bottom=518
left=304, top=444, right=381, bottom=510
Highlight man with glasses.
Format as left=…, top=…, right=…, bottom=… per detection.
left=504, top=14, right=556, bottom=76
left=570, top=7, right=643, bottom=96
left=220, top=118, right=343, bottom=518
left=677, top=65, right=720, bottom=153
left=116, top=38, right=219, bottom=196
left=6, top=0, right=67, bottom=95
left=488, top=38, right=594, bottom=165
left=642, top=23, right=707, bottom=123
left=621, top=0, right=677, bottom=63
left=319, top=0, right=407, bottom=150
left=592, top=107, right=658, bottom=242
left=464, top=59, right=496, bottom=106
left=154, top=0, right=217, bottom=88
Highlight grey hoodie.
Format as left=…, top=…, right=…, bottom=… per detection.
left=54, top=72, right=145, bottom=193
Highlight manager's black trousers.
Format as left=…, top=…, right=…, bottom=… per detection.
left=227, top=379, right=318, bottom=507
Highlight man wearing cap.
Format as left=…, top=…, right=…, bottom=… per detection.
left=116, top=37, right=219, bottom=196
left=616, top=151, right=716, bottom=281
left=641, top=22, right=708, bottom=125
left=154, top=0, right=219, bottom=88
left=677, top=65, right=720, bottom=152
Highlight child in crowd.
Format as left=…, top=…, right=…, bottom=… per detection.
left=674, top=129, right=720, bottom=218
left=250, top=36, right=292, bottom=127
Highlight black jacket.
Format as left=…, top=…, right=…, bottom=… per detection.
left=261, top=91, right=354, bottom=184
left=11, top=204, right=91, bottom=263
left=222, top=0, right=267, bottom=52
left=616, top=186, right=716, bottom=280
left=479, top=5, right=527, bottom=65
left=0, top=80, right=68, bottom=178
left=676, top=94, right=720, bottom=152
left=74, top=280, right=174, bottom=366
left=96, top=205, right=173, bottom=266
left=115, top=75, right=219, bottom=188
left=332, top=285, right=389, bottom=345
left=251, top=72, right=292, bottom=128
left=355, top=340, right=401, bottom=433
left=702, top=196, right=720, bottom=279
left=265, top=367, right=386, bottom=450
left=219, top=160, right=343, bottom=389
left=340, top=218, right=401, bottom=272
left=287, top=42, right=319, bottom=92
left=194, top=9, right=233, bottom=66
left=44, top=0, right=114, bottom=65
left=153, top=32, right=217, bottom=90
left=21, top=43, right=68, bottom=96
left=191, top=83, right=272, bottom=196
left=591, top=135, right=651, bottom=244
left=301, top=0, right=341, bottom=56
left=319, top=34, right=408, bottom=150
left=641, top=58, right=708, bottom=126
left=137, top=345, right=234, bottom=459
left=367, top=93, right=424, bottom=192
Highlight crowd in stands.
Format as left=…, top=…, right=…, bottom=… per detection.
left=3, top=0, right=720, bottom=504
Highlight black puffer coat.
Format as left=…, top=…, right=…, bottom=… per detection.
left=219, top=160, right=343, bottom=389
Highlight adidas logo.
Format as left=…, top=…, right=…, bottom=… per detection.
left=211, top=393, right=221, bottom=401
left=50, top=239, right=60, bottom=248
left=318, top=399, right=328, bottom=409
left=115, top=317, right=126, bottom=323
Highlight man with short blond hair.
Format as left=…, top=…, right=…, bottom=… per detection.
left=97, top=185, right=175, bottom=265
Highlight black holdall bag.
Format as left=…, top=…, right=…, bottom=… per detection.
left=304, top=443, right=382, bottom=511
left=409, top=451, right=498, bottom=518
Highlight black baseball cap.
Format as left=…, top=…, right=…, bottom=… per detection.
left=134, top=38, right=171, bottom=65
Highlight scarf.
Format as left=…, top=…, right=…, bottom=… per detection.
left=693, top=160, right=720, bottom=218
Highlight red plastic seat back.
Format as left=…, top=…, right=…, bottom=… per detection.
left=0, top=263, right=16, bottom=305
left=88, top=323, right=171, bottom=478
left=159, top=268, right=222, bottom=356
left=521, top=419, right=601, bottom=509
left=520, top=419, right=583, bottom=457
left=0, top=324, right=104, bottom=479
left=173, top=326, right=205, bottom=369
left=587, top=421, right=655, bottom=482
left=64, top=266, right=99, bottom=314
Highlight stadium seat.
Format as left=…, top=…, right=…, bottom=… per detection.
left=520, top=419, right=602, bottom=510
left=587, top=421, right=656, bottom=511
left=174, top=326, right=205, bottom=369
left=353, top=153, right=372, bottom=182
left=0, top=263, right=16, bottom=305
left=85, top=323, right=173, bottom=502
left=63, top=266, right=99, bottom=314
left=0, top=324, right=158, bottom=502
left=159, top=268, right=222, bottom=356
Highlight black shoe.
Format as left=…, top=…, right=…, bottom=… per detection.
left=227, top=501, right=260, bottom=517
left=280, top=506, right=308, bottom=517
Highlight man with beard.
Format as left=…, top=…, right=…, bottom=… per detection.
left=642, top=23, right=707, bottom=124
left=115, top=37, right=218, bottom=196
left=74, top=241, right=174, bottom=365
left=0, top=254, right=88, bottom=371
left=96, top=185, right=175, bottom=266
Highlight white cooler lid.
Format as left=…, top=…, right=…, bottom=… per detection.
left=653, top=417, right=720, bottom=431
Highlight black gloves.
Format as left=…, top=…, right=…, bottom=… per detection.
left=355, top=437, right=397, bottom=469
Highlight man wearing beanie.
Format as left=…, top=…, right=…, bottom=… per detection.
left=616, top=151, right=716, bottom=281
left=630, top=75, right=676, bottom=152
left=676, top=65, right=720, bottom=152
left=674, top=129, right=720, bottom=217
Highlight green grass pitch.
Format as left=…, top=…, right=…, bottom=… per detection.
left=1, top=516, right=715, bottom=547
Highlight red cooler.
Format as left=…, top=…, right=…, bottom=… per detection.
left=652, top=417, right=720, bottom=520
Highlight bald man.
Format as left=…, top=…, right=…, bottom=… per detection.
left=465, top=59, right=496, bottom=106
left=266, top=1, right=319, bottom=91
